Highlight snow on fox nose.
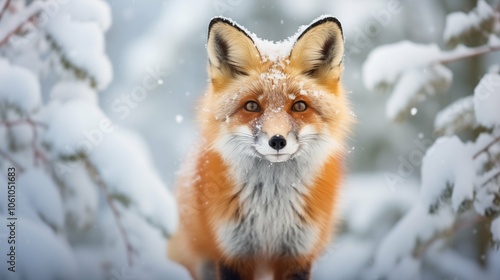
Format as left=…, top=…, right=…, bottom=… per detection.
left=260, top=108, right=291, bottom=138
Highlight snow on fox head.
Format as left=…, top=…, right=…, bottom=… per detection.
left=200, top=16, right=353, bottom=165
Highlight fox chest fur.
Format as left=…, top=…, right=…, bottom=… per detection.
left=215, top=157, right=319, bottom=258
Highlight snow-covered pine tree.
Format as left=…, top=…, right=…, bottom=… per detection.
left=0, top=1, right=185, bottom=279
left=362, top=0, right=500, bottom=279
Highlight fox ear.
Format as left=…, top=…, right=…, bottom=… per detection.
left=207, top=17, right=261, bottom=86
left=290, top=17, right=344, bottom=80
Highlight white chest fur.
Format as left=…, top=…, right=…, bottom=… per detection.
left=216, top=158, right=319, bottom=258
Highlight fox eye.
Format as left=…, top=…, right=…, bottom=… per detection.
left=244, top=101, right=261, bottom=112
left=292, top=101, right=307, bottom=112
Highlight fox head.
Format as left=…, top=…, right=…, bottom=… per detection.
left=200, top=16, right=353, bottom=165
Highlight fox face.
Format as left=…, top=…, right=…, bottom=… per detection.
left=201, top=17, right=352, bottom=166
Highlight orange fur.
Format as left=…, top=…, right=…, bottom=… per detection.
left=169, top=16, right=353, bottom=280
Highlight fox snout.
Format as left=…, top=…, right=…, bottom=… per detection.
left=253, top=112, right=300, bottom=162
left=254, top=132, right=299, bottom=163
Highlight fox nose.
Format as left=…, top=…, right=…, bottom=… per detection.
left=269, top=135, right=287, bottom=151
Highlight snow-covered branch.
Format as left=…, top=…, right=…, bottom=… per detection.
left=26, top=118, right=49, bottom=167
left=363, top=36, right=500, bottom=121
left=0, top=0, right=41, bottom=47
left=413, top=215, right=487, bottom=258
left=434, top=96, right=475, bottom=136
left=480, top=169, right=500, bottom=188
left=364, top=1, right=500, bottom=278
left=439, top=41, right=500, bottom=64
left=0, top=0, right=11, bottom=21
left=44, top=2, right=112, bottom=90
left=443, top=0, right=497, bottom=47
left=0, top=118, right=47, bottom=128
left=0, top=118, right=49, bottom=167
left=83, top=157, right=135, bottom=267
left=474, top=136, right=500, bottom=159
left=0, top=148, right=25, bottom=172
left=0, top=1, right=182, bottom=278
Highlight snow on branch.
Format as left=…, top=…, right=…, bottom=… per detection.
left=46, top=19, right=112, bottom=90
left=87, top=129, right=179, bottom=238
left=472, top=133, right=500, bottom=216
left=0, top=117, right=49, bottom=168
left=362, top=41, right=452, bottom=121
left=83, top=157, right=135, bottom=267
left=419, top=132, right=500, bottom=216
left=474, top=73, right=500, bottom=128
left=434, top=64, right=500, bottom=136
left=18, top=168, right=65, bottom=231
left=371, top=132, right=499, bottom=277
left=0, top=57, right=41, bottom=114
left=363, top=36, right=500, bottom=121
left=368, top=204, right=454, bottom=279
left=57, top=0, right=112, bottom=32
left=474, top=165, right=500, bottom=214
left=369, top=188, right=492, bottom=279
left=439, top=36, right=500, bottom=64
left=443, top=0, right=497, bottom=47
left=0, top=0, right=40, bottom=47
left=473, top=135, right=500, bottom=160
left=493, top=217, right=500, bottom=248
left=363, top=41, right=443, bottom=91
left=0, top=147, right=25, bottom=172
left=366, top=2, right=500, bottom=278
left=425, top=245, right=490, bottom=280
left=44, top=0, right=112, bottom=90
left=0, top=0, right=11, bottom=21
left=386, top=64, right=452, bottom=121
left=42, top=89, right=178, bottom=238
left=0, top=0, right=112, bottom=89
left=421, top=136, right=475, bottom=213
left=0, top=1, right=184, bottom=278
left=434, top=96, right=475, bottom=136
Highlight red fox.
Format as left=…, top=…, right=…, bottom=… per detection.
left=168, top=16, right=353, bottom=280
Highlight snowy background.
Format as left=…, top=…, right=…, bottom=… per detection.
left=0, top=0, right=499, bottom=279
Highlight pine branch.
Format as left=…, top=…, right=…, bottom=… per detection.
left=0, top=148, right=25, bottom=172
left=413, top=215, right=488, bottom=258
left=0, top=0, right=11, bottom=22
left=0, top=118, right=49, bottom=168
left=46, top=35, right=99, bottom=89
left=0, top=117, right=49, bottom=173
left=83, top=158, right=135, bottom=267
left=473, top=136, right=500, bottom=159
left=481, top=169, right=500, bottom=187
left=0, top=1, right=41, bottom=47
left=439, top=43, right=500, bottom=64
left=26, top=118, right=48, bottom=168
left=0, top=119, right=47, bottom=128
